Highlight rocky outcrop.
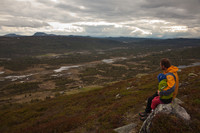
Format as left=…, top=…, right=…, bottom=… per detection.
left=114, top=123, right=137, bottom=133
left=139, top=98, right=190, bottom=133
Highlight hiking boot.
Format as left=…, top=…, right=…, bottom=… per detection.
left=140, top=116, right=148, bottom=121
left=139, top=111, right=149, bottom=117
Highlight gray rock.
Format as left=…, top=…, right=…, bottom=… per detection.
left=59, top=91, right=65, bottom=94
left=114, top=123, right=137, bottom=133
left=116, top=94, right=121, bottom=99
left=173, top=97, right=184, bottom=105
left=139, top=98, right=190, bottom=133
left=188, top=73, right=198, bottom=77
left=172, top=103, right=190, bottom=121
left=126, top=87, right=131, bottom=90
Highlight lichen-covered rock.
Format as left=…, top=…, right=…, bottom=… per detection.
left=114, top=123, right=137, bottom=133
left=139, top=98, right=190, bottom=133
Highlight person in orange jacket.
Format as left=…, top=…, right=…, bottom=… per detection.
left=139, top=58, right=179, bottom=121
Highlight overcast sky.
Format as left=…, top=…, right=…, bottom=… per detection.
left=0, top=0, right=200, bottom=38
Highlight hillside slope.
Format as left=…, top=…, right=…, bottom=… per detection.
left=0, top=66, right=200, bottom=133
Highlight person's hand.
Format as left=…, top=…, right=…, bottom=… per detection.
left=157, top=90, right=160, bottom=96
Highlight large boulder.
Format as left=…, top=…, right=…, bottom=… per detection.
left=139, top=98, right=190, bottom=133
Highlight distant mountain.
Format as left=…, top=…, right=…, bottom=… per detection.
left=4, top=33, right=22, bottom=37
left=33, top=32, right=48, bottom=36
left=33, top=32, right=56, bottom=36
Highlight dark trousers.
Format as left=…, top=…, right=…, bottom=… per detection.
left=145, top=92, right=158, bottom=113
left=145, top=92, right=172, bottom=113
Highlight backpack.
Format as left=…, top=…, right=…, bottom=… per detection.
left=160, top=72, right=176, bottom=100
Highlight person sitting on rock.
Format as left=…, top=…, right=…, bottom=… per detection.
left=139, top=58, right=179, bottom=121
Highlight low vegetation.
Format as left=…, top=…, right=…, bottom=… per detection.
left=1, top=82, right=40, bottom=96
left=0, top=66, right=199, bottom=133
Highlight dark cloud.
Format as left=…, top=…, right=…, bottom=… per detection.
left=141, top=0, right=200, bottom=20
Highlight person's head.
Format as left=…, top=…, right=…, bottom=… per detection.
left=160, top=58, right=171, bottom=70
left=157, top=73, right=166, bottom=82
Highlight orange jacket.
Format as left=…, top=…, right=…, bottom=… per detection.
left=160, top=65, right=179, bottom=99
